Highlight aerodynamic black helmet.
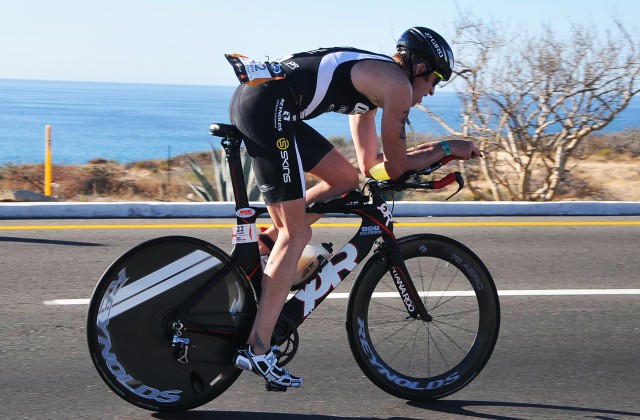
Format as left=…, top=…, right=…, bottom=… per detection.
left=397, top=27, right=454, bottom=81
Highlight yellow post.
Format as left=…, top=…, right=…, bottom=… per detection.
left=44, top=125, right=52, bottom=196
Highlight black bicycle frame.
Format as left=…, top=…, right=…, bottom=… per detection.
left=218, top=136, right=431, bottom=327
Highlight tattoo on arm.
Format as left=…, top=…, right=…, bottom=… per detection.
left=400, top=110, right=409, bottom=140
left=401, top=110, right=409, bottom=125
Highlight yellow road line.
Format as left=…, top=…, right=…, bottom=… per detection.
left=0, top=224, right=236, bottom=230
left=394, top=221, right=640, bottom=227
left=0, top=220, right=639, bottom=230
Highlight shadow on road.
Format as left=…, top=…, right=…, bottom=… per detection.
left=145, top=399, right=640, bottom=420
left=0, top=236, right=104, bottom=246
left=408, top=399, right=640, bottom=419
left=154, top=413, right=401, bottom=420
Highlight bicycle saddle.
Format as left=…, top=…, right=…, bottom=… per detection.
left=210, top=123, right=243, bottom=139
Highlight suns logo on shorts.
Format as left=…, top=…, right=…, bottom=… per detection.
left=276, top=138, right=289, bottom=150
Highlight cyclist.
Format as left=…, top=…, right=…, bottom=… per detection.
left=229, top=27, right=481, bottom=390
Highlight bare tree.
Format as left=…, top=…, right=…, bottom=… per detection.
left=419, top=15, right=640, bottom=200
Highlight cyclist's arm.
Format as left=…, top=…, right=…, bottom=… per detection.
left=351, top=112, right=444, bottom=180
left=408, top=140, right=482, bottom=161
left=351, top=112, right=478, bottom=179
left=349, top=110, right=382, bottom=177
left=351, top=61, right=481, bottom=179
left=375, top=82, right=457, bottom=175
left=350, top=61, right=413, bottom=179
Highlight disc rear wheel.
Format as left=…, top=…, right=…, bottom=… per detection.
left=86, top=236, right=257, bottom=411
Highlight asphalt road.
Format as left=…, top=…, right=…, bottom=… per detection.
left=1, top=216, right=639, bottom=419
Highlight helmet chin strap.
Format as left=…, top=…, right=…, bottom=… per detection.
left=408, top=53, right=416, bottom=83
left=398, top=48, right=416, bottom=83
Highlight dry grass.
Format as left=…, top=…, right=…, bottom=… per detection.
left=1, top=132, right=638, bottom=202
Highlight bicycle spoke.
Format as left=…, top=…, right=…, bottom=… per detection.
left=368, top=317, right=417, bottom=326
left=408, top=323, right=419, bottom=373
left=412, top=320, right=433, bottom=376
left=370, top=317, right=416, bottom=348
left=371, top=293, right=412, bottom=315
left=426, top=322, right=450, bottom=370
left=431, top=267, right=461, bottom=312
left=432, top=308, right=479, bottom=320
left=430, top=319, right=472, bottom=355
left=431, top=318, right=476, bottom=336
left=427, top=257, right=440, bottom=297
left=386, top=322, right=422, bottom=367
left=430, top=291, right=474, bottom=314
left=417, top=253, right=427, bottom=306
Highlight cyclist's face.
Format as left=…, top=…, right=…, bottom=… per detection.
left=411, top=65, right=440, bottom=106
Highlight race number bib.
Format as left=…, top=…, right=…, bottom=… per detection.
left=225, top=54, right=286, bottom=86
left=232, top=223, right=258, bottom=244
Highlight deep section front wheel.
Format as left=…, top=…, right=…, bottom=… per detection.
left=346, top=234, right=500, bottom=400
left=86, top=236, right=257, bottom=411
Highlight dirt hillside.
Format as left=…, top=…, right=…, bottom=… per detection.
left=1, top=131, right=638, bottom=202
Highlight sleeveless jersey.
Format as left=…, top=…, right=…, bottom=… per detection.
left=274, top=47, right=396, bottom=120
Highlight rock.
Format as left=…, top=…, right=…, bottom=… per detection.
left=0, top=190, right=59, bottom=202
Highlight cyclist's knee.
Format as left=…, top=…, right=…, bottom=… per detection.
left=279, top=223, right=312, bottom=247
left=344, top=167, right=360, bottom=191
left=330, top=166, right=359, bottom=195
left=300, top=225, right=312, bottom=244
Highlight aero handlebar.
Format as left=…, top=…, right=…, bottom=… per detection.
left=371, top=155, right=464, bottom=201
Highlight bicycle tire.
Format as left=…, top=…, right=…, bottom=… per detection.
left=346, top=234, right=500, bottom=400
left=86, top=236, right=257, bottom=411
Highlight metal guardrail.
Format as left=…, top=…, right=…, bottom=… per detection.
left=1, top=201, right=639, bottom=219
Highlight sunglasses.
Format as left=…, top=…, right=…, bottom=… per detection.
left=417, top=70, right=445, bottom=87
left=432, top=71, right=445, bottom=86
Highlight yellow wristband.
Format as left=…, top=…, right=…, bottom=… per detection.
left=369, top=162, right=390, bottom=180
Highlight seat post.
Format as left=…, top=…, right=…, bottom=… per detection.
left=221, top=137, right=250, bottom=209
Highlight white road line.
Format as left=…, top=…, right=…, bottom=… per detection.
left=44, top=299, right=91, bottom=305
left=43, top=289, right=640, bottom=305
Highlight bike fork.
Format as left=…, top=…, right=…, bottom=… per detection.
left=381, top=241, right=432, bottom=322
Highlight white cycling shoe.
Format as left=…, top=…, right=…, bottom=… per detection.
left=233, top=345, right=303, bottom=391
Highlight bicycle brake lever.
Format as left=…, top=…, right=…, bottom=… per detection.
left=444, top=172, right=464, bottom=201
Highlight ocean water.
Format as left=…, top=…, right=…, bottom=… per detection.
left=0, top=79, right=638, bottom=165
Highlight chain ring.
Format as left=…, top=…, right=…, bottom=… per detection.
left=271, top=315, right=299, bottom=366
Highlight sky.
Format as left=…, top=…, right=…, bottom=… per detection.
left=0, top=0, right=637, bottom=87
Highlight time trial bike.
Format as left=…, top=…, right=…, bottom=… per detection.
left=86, top=122, right=500, bottom=412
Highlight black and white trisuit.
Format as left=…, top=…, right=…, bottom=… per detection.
left=229, top=47, right=395, bottom=204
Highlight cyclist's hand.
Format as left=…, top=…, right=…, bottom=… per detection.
left=448, top=140, right=482, bottom=160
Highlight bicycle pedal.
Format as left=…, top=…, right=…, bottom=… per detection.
left=265, top=381, right=287, bottom=392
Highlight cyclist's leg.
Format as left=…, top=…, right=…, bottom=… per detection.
left=258, top=122, right=359, bottom=248
left=250, top=147, right=359, bottom=379
left=298, top=121, right=360, bottom=203
left=235, top=198, right=308, bottom=389
left=249, top=199, right=311, bottom=353
left=306, top=147, right=360, bottom=203
left=229, top=81, right=308, bottom=388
